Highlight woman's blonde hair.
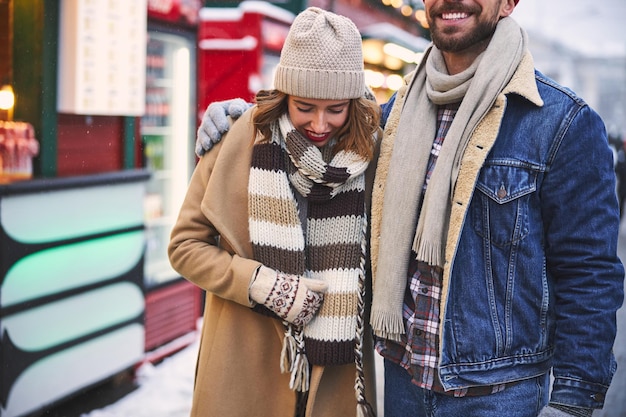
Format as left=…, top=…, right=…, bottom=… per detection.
left=252, top=90, right=381, bottom=161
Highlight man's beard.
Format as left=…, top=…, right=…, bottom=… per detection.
left=427, top=1, right=500, bottom=54
left=430, top=18, right=498, bottom=52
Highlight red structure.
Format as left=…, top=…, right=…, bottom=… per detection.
left=197, top=1, right=294, bottom=117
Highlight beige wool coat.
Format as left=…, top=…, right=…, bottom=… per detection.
left=168, top=109, right=378, bottom=417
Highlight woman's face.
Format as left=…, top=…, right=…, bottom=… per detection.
left=287, top=96, right=350, bottom=148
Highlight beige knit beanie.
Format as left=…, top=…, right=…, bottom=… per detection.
left=274, top=7, right=365, bottom=100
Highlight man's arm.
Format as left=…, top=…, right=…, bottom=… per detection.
left=542, top=104, right=624, bottom=410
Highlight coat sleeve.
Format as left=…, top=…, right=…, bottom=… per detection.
left=542, top=104, right=624, bottom=408
left=167, top=126, right=262, bottom=308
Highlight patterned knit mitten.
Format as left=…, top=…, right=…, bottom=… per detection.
left=250, top=266, right=327, bottom=327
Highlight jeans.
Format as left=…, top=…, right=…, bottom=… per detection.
left=384, top=359, right=549, bottom=417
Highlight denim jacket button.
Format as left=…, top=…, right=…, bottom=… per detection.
left=497, top=187, right=507, bottom=199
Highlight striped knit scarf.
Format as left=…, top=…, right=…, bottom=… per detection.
left=248, top=114, right=373, bottom=416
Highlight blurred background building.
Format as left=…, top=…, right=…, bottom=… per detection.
left=521, top=30, right=626, bottom=139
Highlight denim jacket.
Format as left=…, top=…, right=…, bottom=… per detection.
left=374, top=53, right=624, bottom=409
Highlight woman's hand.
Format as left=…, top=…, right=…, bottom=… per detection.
left=249, top=266, right=327, bottom=327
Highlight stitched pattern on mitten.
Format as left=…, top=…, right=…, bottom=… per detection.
left=266, top=272, right=299, bottom=319
left=293, top=289, right=324, bottom=327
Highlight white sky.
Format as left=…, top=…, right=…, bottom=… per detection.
left=511, top=0, right=626, bottom=57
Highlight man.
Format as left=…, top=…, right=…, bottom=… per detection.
left=195, top=1, right=624, bottom=416
left=369, top=1, right=623, bottom=416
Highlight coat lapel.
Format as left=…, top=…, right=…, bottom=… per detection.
left=202, top=110, right=256, bottom=259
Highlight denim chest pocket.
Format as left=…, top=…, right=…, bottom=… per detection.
left=472, top=164, right=538, bottom=247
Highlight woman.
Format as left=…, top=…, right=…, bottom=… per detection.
left=168, top=8, right=381, bottom=417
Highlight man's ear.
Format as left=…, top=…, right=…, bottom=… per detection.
left=500, top=0, right=517, bottom=18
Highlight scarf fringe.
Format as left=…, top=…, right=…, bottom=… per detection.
left=370, top=310, right=405, bottom=343
left=354, top=242, right=376, bottom=417
left=357, top=402, right=376, bottom=417
left=281, top=324, right=310, bottom=392
left=280, top=324, right=296, bottom=374
left=412, top=236, right=444, bottom=268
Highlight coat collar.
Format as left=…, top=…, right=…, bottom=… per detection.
left=503, top=51, right=544, bottom=107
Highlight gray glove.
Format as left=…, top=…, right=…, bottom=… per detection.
left=195, top=98, right=252, bottom=156
left=538, top=405, right=593, bottom=417
left=250, top=266, right=327, bottom=327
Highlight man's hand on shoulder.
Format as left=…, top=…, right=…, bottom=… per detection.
left=195, top=98, right=252, bottom=156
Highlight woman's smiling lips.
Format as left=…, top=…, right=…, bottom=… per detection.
left=306, top=131, right=331, bottom=142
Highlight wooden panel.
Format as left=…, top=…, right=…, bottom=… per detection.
left=144, top=280, right=202, bottom=352
left=56, top=114, right=123, bottom=176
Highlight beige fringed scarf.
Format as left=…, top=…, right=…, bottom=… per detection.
left=249, top=114, right=375, bottom=416
left=370, top=17, right=528, bottom=341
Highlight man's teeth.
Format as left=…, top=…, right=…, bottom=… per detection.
left=442, top=12, right=468, bottom=20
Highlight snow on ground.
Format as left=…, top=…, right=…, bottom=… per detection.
left=79, top=332, right=386, bottom=417
left=81, top=336, right=199, bottom=417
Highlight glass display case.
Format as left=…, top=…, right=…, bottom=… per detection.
left=141, top=30, right=196, bottom=289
